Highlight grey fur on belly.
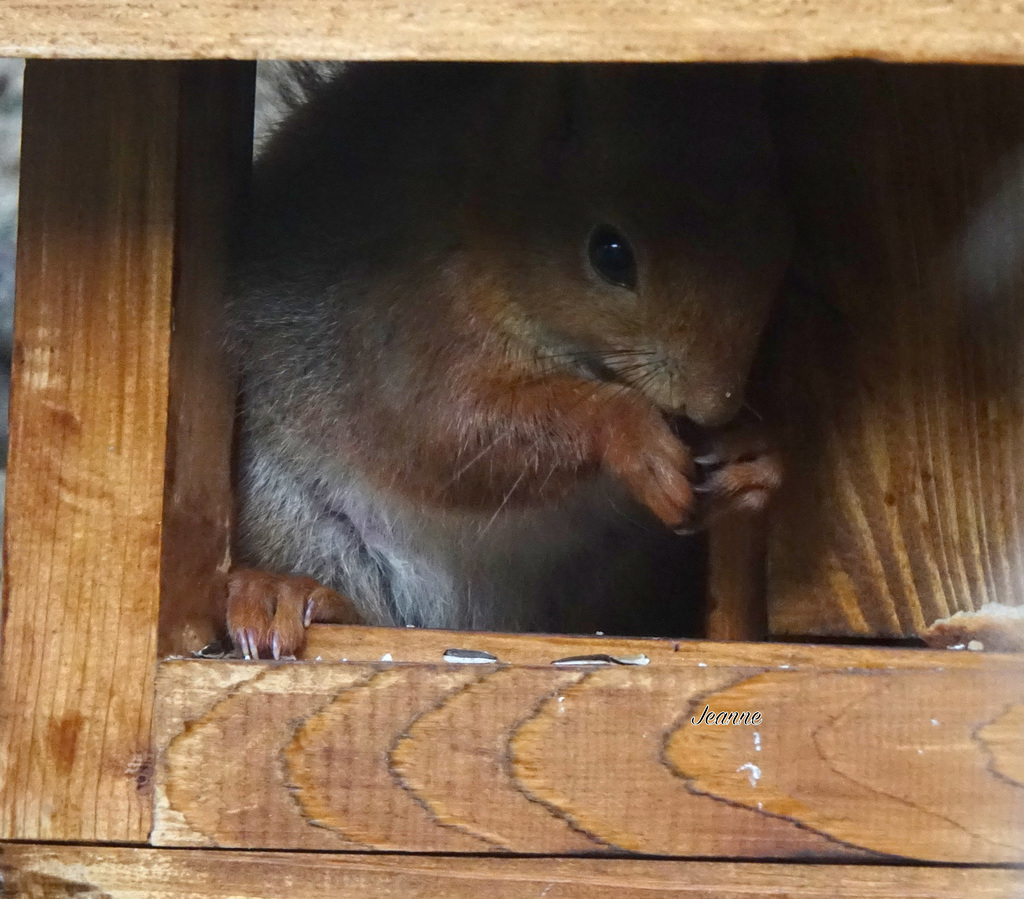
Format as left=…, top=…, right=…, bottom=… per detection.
left=236, top=441, right=454, bottom=629
left=235, top=434, right=703, bottom=636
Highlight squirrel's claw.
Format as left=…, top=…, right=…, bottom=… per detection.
left=227, top=568, right=364, bottom=660
left=684, top=425, right=782, bottom=530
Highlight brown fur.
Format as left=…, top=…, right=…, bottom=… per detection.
left=226, top=63, right=791, bottom=657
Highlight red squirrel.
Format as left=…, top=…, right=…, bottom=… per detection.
left=225, top=63, right=790, bottom=659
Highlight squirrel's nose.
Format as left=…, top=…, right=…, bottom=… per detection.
left=680, top=387, right=744, bottom=429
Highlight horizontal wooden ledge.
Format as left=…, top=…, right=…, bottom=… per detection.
left=2, top=846, right=1022, bottom=898
left=5, top=1, right=1024, bottom=62
left=298, top=622, right=1007, bottom=668
left=152, top=631, right=1024, bottom=862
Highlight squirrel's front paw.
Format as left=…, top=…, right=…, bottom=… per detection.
left=601, top=406, right=696, bottom=529
left=226, top=569, right=363, bottom=660
left=688, top=425, right=782, bottom=529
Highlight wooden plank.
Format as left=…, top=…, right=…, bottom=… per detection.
left=706, top=518, right=767, bottom=641
left=767, top=64, right=1024, bottom=639
left=152, top=636, right=1024, bottom=861
left=1, top=846, right=1021, bottom=898
left=299, top=622, right=972, bottom=668
left=158, top=62, right=253, bottom=657
left=0, top=60, right=179, bottom=843
left=5, top=1, right=1024, bottom=63
left=0, top=60, right=251, bottom=842
left=2, top=846, right=1020, bottom=898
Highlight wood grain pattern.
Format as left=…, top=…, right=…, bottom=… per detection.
left=5, top=1, right=1024, bottom=62
left=2, top=846, right=1021, bottom=899
left=158, top=62, right=254, bottom=657
left=767, top=64, right=1024, bottom=638
left=301, top=622, right=976, bottom=667
left=0, top=60, right=251, bottom=841
left=152, top=642, right=1024, bottom=861
left=0, top=60, right=180, bottom=843
left=706, top=517, right=767, bottom=641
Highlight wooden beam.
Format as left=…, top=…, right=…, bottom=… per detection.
left=0, top=59, right=178, bottom=844
left=706, top=518, right=767, bottom=641
left=153, top=630, right=1024, bottom=862
left=767, top=64, right=1024, bottom=638
left=2, top=846, right=1020, bottom=898
left=5, top=1, right=1024, bottom=63
left=0, top=60, right=252, bottom=843
left=299, top=622, right=950, bottom=667
left=159, top=62, right=253, bottom=657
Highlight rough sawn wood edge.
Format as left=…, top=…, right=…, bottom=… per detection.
left=6, top=0, right=1024, bottom=63
left=2, top=845, right=1023, bottom=897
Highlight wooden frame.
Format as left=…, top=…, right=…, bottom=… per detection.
left=0, top=15, right=1023, bottom=898
left=0, top=58, right=251, bottom=843
left=153, top=629, right=1024, bottom=861
left=5, top=1, right=1024, bottom=63
left=2, top=847, right=1021, bottom=897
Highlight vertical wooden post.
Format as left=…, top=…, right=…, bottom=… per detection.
left=767, top=65, right=1024, bottom=639
left=0, top=60, right=253, bottom=842
left=159, top=64, right=254, bottom=657
left=706, top=518, right=767, bottom=641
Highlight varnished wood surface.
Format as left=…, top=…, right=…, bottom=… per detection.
left=301, top=622, right=972, bottom=668
left=2, top=846, right=1020, bottom=898
left=5, top=1, right=1024, bottom=62
left=707, top=517, right=767, bottom=641
left=153, top=635, right=1024, bottom=861
left=158, top=62, right=253, bottom=656
left=768, top=64, right=1024, bottom=638
left=0, top=60, right=253, bottom=842
left=0, top=61, right=180, bottom=843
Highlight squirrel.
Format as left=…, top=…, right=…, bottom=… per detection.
left=224, top=63, right=791, bottom=659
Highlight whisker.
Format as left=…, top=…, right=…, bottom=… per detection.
left=631, top=364, right=664, bottom=398
left=537, top=461, right=559, bottom=496
left=438, top=431, right=509, bottom=495
left=480, top=466, right=528, bottom=537
left=743, top=401, right=764, bottom=422
left=537, top=348, right=657, bottom=365
left=607, top=361, right=657, bottom=375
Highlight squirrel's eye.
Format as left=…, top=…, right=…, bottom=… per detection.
left=588, top=225, right=637, bottom=290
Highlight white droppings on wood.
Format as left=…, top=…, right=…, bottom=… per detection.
left=737, top=762, right=761, bottom=787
